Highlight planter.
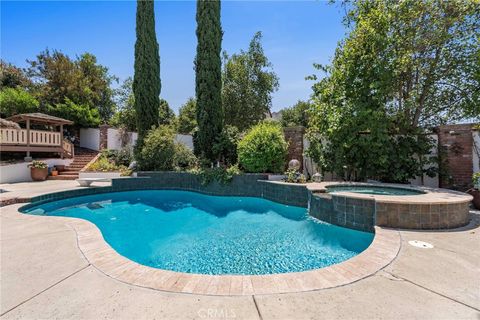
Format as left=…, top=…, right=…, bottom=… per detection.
left=56, top=165, right=66, bottom=172
left=31, top=167, right=48, bottom=181
left=467, top=189, right=480, bottom=210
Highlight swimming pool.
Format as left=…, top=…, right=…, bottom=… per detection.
left=23, top=190, right=373, bottom=275
left=326, top=185, right=424, bottom=196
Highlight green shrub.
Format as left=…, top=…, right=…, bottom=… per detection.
left=138, top=125, right=176, bottom=171
left=88, top=156, right=119, bottom=172
left=173, top=143, right=197, bottom=171
left=213, top=125, right=240, bottom=166
left=112, top=146, right=134, bottom=167
left=284, top=168, right=307, bottom=183
left=238, top=121, right=288, bottom=173
left=28, top=160, right=48, bottom=169
left=190, top=164, right=241, bottom=185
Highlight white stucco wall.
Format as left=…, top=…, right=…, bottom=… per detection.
left=0, top=158, right=73, bottom=184
left=106, top=128, right=139, bottom=150
left=174, top=134, right=194, bottom=150
left=80, top=127, right=193, bottom=151
left=79, top=128, right=100, bottom=151
left=408, top=134, right=439, bottom=188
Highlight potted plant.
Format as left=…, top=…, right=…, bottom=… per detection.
left=56, top=164, right=65, bottom=172
left=51, top=166, right=58, bottom=176
left=28, top=160, right=48, bottom=181
left=468, top=172, right=480, bottom=209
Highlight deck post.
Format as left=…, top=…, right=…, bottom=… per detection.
left=60, top=124, right=64, bottom=159
left=24, top=118, right=32, bottom=161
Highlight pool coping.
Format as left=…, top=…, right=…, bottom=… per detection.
left=19, top=211, right=401, bottom=296
left=305, top=181, right=473, bottom=204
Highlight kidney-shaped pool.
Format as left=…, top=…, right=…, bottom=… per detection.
left=23, top=190, right=373, bottom=275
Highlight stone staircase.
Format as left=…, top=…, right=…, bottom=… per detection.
left=48, top=148, right=99, bottom=180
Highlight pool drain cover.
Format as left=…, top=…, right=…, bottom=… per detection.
left=408, top=240, right=433, bottom=249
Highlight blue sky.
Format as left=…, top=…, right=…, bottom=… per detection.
left=1, top=1, right=346, bottom=113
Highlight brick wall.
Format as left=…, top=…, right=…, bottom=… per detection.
left=283, top=126, right=305, bottom=171
left=437, top=123, right=474, bottom=190
left=99, top=124, right=110, bottom=150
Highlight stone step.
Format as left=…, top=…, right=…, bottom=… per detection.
left=47, top=175, right=78, bottom=180
left=58, top=169, right=80, bottom=174
left=59, top=172, right=80, bottom=176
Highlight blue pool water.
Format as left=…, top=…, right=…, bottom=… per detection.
left=23, top=190, right=374, bottom=275
left=327, top=185, right=424, bottom=196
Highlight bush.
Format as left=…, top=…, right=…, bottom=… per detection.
left=138, top=126, right=176, bottom=171
left=28, top=160, right=48, bottom=169
left=173, top=143, right=197, bottom=170
left=87, top=152, right=132, bottom=176
left=113, top=146, right=134, bottom=167
left=213, top=125, right=240, bottom=166
left=238, top=121, right=288, bottom=173
left=190, top=164, right=241, bottom=185
left=88, top=156, right=119, bottom=172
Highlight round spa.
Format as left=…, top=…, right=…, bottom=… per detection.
left=309, top=182, right=472, bottom=230
left=326, top=184, right=425, bottom=196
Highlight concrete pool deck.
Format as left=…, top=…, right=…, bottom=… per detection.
left=1, top=180, right=479, bottom=319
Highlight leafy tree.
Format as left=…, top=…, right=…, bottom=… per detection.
left=177, top=98, right=197, bottom=134
left=0, top=60, right=31, bottom=89
left=222, top=32, right=279, bottom=132
left=26, top=50, right=116, bottom=123
left=47, top=98, right=101, bottom=128
left=195, top=0, right=223, bottom=162
left=111, top=78, right=174, bottom=131
left=306, top=0, right=478, bottom=182
left=110, top=78, right=137, bottom=131
left=238, top=121, right=288, bottom=173
left=134, top=0, right=160, bottom=151
left=159, top=98, right=176, bottom=126
left=0, top=87, right=39, bottom=117
left=280, top=100, right=310, bottom=127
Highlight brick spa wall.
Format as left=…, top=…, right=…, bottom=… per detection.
left=309, top=193, right=375, bottom=232
left=437, top=123, right=474, bottom=190
left=375, top=202, right=470, bottom=229
left=258, top=181, right=309, bottom=208
left=283, top=126, right=305, bottom=171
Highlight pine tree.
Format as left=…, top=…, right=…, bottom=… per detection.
left=195, top=0, right=223, bottom=162
left=133, top=0, right=160, bottom=152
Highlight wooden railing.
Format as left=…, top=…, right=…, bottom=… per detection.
left=0, top=128, right=61, bottom=146
left=0, top=128, right=27, bottom=144
left=30, top=130, right=61, bottom=146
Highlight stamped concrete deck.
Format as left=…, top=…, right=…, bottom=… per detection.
left=1, top=180, right=479, bottom=319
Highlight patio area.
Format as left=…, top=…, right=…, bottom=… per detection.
left=0, top=180, right=479, bottom=319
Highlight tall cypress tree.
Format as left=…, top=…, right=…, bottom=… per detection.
left=195, top=0, right=223, bottom=162
left=133, top=0, right=160, bottom=152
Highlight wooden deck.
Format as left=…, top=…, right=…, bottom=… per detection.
left=0, top=128, right=74, bottom=158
